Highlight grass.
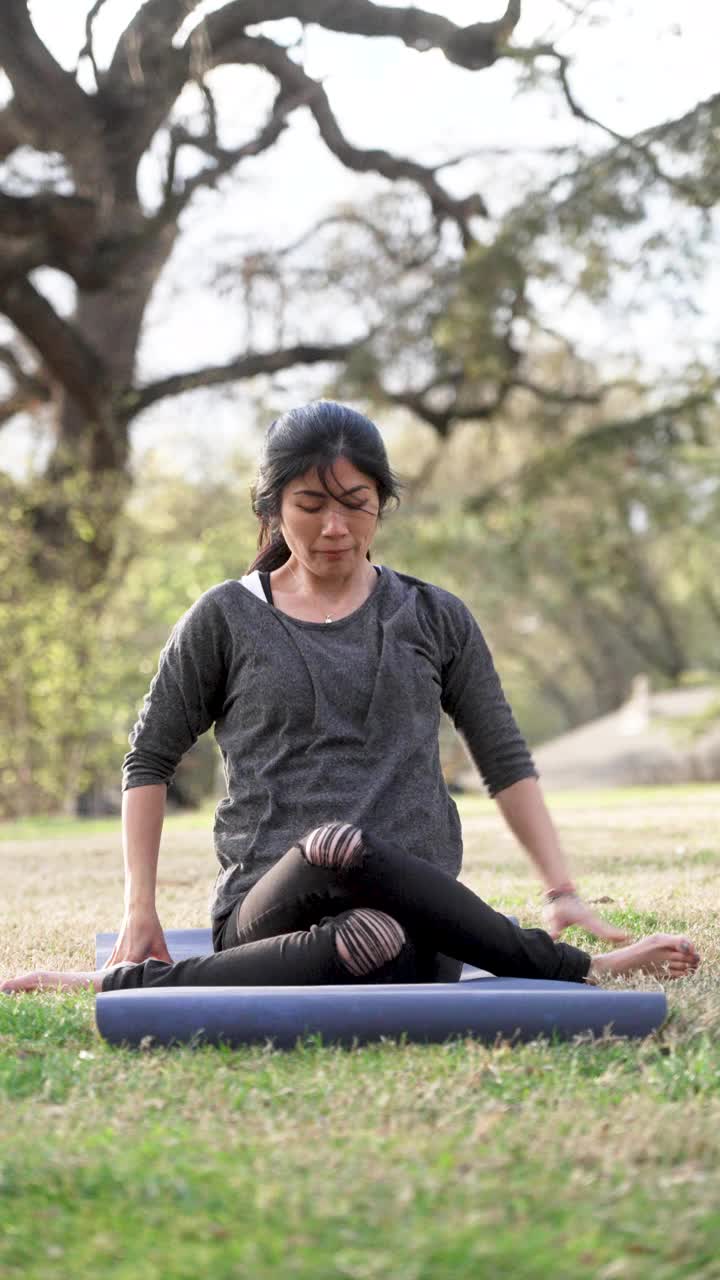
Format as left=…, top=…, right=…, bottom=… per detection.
left=1, top=787, right=720, bottom=1279
left=1, top=781, right=717, bottom=840
left=0, top=803, right=218, bottom=842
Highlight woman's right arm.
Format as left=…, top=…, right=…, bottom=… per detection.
left=105, top=589, right=230, bottom=967
left=103, top=784, right=173, bottom=966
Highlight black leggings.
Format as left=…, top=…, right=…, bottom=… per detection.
left=101, top=826, right=591, bottom=991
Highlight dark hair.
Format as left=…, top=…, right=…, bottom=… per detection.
left=248, top=401, right=401, bottom=572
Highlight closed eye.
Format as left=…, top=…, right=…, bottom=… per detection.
left=296, top=502, right=373, bottom=514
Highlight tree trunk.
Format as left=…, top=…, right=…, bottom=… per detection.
left=30, top=221, right=177, bottom=590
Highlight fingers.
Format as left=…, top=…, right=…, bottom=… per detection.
left=567, top=906, right=632, bottom=943
left=594, top=922, right=633, bottom=943
left=546, top=904, right=632, bottom=944
left=574, top=908, right=628, bottom=940
left=1, top=972, right=41, bottom=994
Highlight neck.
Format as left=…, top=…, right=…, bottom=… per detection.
left=285, top=557, right=374, bottom=602
left=268, top=556, right=377, bottom=624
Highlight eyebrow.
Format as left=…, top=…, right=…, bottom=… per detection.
left=292, top=485, right=372, bottom=497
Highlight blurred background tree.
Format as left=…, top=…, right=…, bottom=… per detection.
left=1, top=1, right=718, bottom=815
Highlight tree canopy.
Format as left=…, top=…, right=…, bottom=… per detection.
left=1, top=2, right=720, bottom=814
left=1, top=1, right=718, bottom=584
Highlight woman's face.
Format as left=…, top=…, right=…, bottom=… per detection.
left=279, top=457, right=380, bottom=577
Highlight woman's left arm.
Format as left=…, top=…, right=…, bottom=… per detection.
left=495, top=777, right=630, bottom=942
left=438, top=593, right=629, bottom=944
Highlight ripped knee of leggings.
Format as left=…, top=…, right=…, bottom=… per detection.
left=299, top=821, right=365, bottom=871
left=333, top=907, right=406, bottom=978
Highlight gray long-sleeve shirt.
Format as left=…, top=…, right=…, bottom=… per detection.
left=122, top=566, right=537, bottom=927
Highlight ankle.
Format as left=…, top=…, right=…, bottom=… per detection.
left=586, top=955, right=608, bottom=983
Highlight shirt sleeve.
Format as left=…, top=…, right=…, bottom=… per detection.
left=121, top=589, right=231, bottom=791
left=439, top=595, right=538, bottom=797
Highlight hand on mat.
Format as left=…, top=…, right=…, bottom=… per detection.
left=544, top=895, right=631, bottom=943
left=104, top=907, right=172, bottom=968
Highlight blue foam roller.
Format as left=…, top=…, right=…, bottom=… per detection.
left=95, top=981, right=667, bottom=1048
left=95, top=930, right=666, bottom=1047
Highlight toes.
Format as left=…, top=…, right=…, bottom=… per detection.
left=658, top=935, right=700, bottom=963
left=665, top=956, right=700, bottom=978
left=678, top=938, right=699, bottom=959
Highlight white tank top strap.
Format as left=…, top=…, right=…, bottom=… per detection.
left=239, top=570, right=267, bottom=602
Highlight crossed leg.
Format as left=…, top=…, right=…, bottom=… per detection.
left=1, top=821, right=700, bottom=995
left=234, top=822, right=699, bottom=984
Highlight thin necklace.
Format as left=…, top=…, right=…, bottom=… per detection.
left=286, top=561, right=371, bottom=624
left=287, top=561, right=334, bottom=623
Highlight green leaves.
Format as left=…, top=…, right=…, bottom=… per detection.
left=0, top=458, right=258, bottom=817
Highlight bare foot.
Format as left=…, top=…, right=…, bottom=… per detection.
left=588, top=934, right=701, bottom=982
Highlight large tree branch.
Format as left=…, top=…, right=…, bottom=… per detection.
left=0, top=193, right=96, bottom=241
left=110, top=0, right=521, bottom=86
left=198, top=34, right=487, bottom=243
left=119, top=339, right=364, bottom=422
left=0, top=103, right=33, bottom=161
left=204, top=1, right=521, bottom=68
left=102, top=1, right=519, bottom=213
left=1, top=279, right=109, bottom=418
left=100, top=2, right=206, bottom=186
left=0, top=0, right=107, bottom=196
left=108, top=1, right=205, bottom=85
left=0, top=193, right=101, bottom=285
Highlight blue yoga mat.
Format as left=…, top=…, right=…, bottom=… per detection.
left=94, top=929, right=667, bottom=1048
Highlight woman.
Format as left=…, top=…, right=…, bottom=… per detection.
left=2, top=402, right=700, bottom=997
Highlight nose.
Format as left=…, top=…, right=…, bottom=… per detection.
left=321, top=507, right=350, bottom=537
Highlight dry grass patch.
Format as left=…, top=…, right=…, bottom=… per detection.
left=1, top=787, right=719, bottom=1279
